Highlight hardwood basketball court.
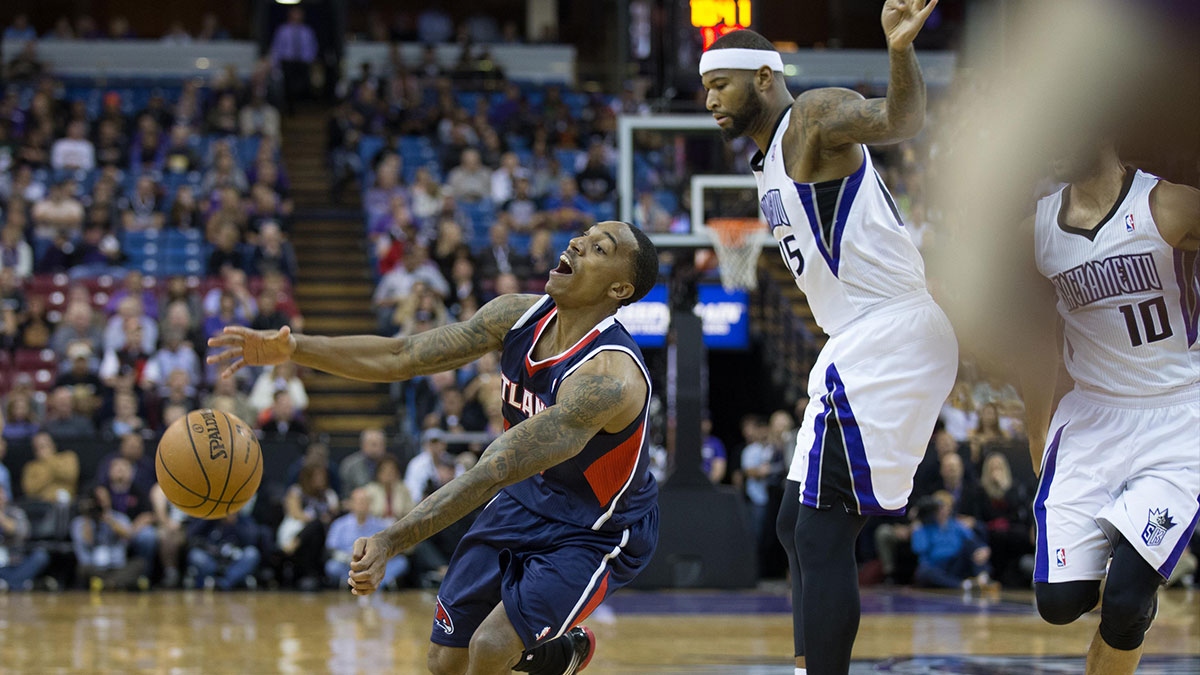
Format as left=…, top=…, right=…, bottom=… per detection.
left=0, top=586, right=1195, bottom=673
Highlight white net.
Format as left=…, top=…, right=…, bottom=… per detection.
left=708, top=218, right=763, bottom=291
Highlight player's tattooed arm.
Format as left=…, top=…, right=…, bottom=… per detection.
left=208, top=293, right=539, bottom=381
left=1150, top=180, right=1200, bottom=251
left=372, top=352, right=647, bottom=557
left=796, top=0, right=936, bottom=148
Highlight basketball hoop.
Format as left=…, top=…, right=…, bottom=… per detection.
left=707, top=218, right=763, bottom=291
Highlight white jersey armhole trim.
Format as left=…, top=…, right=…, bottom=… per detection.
left=510, top=295, right=553, bottom=332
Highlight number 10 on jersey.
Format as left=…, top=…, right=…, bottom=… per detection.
left=1118, top=296, right=1173, bottom=347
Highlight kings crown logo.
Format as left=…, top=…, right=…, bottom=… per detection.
left=1141, top=508, right=1176, bottom=547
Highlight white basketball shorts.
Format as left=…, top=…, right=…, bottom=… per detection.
left=1034, top=385, right=1200, bottom=583
left=788, top=291, right=959, bottom=515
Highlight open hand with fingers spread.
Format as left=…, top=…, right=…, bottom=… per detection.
left=882, top=0, right=939, bottom=52
left=206, top=325, right=297, bottom=379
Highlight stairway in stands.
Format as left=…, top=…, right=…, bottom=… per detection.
left=281, top=106, right=395, bottom=450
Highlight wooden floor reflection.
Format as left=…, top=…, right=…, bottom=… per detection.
left=0, top=587, right=1195, bottom=674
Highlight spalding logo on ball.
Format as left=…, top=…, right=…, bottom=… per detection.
left=156, top=409, right=263, bottom=519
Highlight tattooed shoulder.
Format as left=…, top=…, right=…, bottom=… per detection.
left=474, top=294, right=542, bottom=340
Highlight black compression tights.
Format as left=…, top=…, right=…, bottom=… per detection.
left=777, top=480, right=869, bottom=674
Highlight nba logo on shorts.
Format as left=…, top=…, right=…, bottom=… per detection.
left=1125, top=214, right=1136, bottom=232
left=1142, top=508, right=1176, bottom=547
left=1055, top=548, right=1067, bottom=568
left=434, top=596, right=455, bottom=635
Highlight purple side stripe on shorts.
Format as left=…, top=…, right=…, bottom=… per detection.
left=1158, top=494, right=1200, bottom=579
left=1034, top=423, right=1068, bottom=583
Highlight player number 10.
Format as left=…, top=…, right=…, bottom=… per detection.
left=1117, top=296, right=1173, bottom=347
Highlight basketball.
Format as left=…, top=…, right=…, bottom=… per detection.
left=155, top=409, right=263, bottom=519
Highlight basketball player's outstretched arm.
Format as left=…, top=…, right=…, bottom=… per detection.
left=796, top=0, right=937, bottom=149
left=1012, top=217, right=1060, bottom=473
left=206, top=293, right=540, bottom=382
left=347, top=352, right=647, bottom=595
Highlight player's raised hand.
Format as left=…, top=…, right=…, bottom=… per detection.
left=206, top=325, right=297, bottom=379
left=348, top=535, right=387, bottom=596
left=882, top=0, right=938, bottom=51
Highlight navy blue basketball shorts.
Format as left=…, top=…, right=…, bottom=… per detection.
left=430, top=491, right=658, bottom=650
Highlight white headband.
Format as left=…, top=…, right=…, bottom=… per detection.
left=699, top=48, right=784, bottom=76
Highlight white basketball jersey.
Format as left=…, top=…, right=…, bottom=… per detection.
left=1034, top=168, right=1200, bottom=397
left=751, top=109, right=928, bottom=335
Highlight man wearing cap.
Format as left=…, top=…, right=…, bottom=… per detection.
left=700, top=3, right=954, bottom=674
left=404, top=428, right=463, bottom=505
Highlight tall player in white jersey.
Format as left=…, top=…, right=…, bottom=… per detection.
left=700, top=2, right=956, bottom=674
left=1022, top=141, right=1200, bottom=675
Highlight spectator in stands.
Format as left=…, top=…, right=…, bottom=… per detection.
left=142, top=328, right=201, bottom=396
left=445, top=255, right=481, bottom=315
left=56, top=341, right=103, bottom=413
left=49, top=303, right=103, bottom=361
left=0, top=226, right=32, bottom=280
left=0, top=483, right=51, bottom=592
left=0, top=439, right=11, bottom=499
left=202, top=375, right=255, bottom=428
left=739, top=415, right=780, bottom=568
left=258, top=390, right=308, bottom=443
left=3, top=14, right=37, bottom=43
left=107, top=270, right=159, bottom=321
left=107, top=16, right=135, bottom=40
left=363, top=153, right=407, bottom=224
left=96, top=433, right=155, bottom=496
left=284, top=442, right=340, bottom=497
left=911, top=491, right=995, bottom=591
left=576, top=141, right=616, bottom=205
left=446, top=148, right=491, bottom=204
left=103, top=296, right=157, bottom=354
left=270, top=8, right=319, bottom=115
left=15, top=294, right=53, bottom=350
left=92, top=118, right=128, bottom=170
left=247, top=221, right=298, bottom=281
left=207, top=222, right=247, bottom=277
left=98, top=317, right=153, bottom=392
left=501, top=175, right=541, bottom=232
left=71, top=485, right=147, bottom=591
left=965, top=452, right=1034, bottom=587
left=338, top=428, right=389, bottom=498
left=372, top=245, right=449, bottom=332
left=966, top=402, right=1009, bottom=472
left=203, top=292, right=250, bottom=352
left=277, top=462, right=339, bottom=591
left=158, top=20, right=192, bottom=44
left=240, top=93, right=281, bottom=140
left=98, top=456, right=158, bottom=570
left=5, top=42, right=44, bottom=82
left=21, top=431, right=79, bottom=503
left=50, top=120, right=96, bottom=172
left=475, top=220, right=528, bottom=281
left=43, top=16, right=74, bottom=40
left=939, top=382, right=977, bottom=443
left=633, top=190, right=672, bottom=233
left=409, top=167, right=444, bottom=225
left=201, top=146, right=249, bottom=195
left=155, top=369, right=199, bottom=424
left=249, top=361, right=308, bottom=418
left=701, top=416, right=728, bottom=484
left=250, top=291, right=290, bottom=332
left=325, top=487, right=408, bottom=589
left=186, top=510, right=262, bottom=590
left=489, top=152, right=523, bottom=204
left=159, top=296, right=204, bottom=350
left=393, top=281, right=449, bottom=337
left=3, top=392, right=40, bottom=441
left=542, top=175, right=594, bottom=232
left=363, top=455, right=412, bottom=520
left=166, top=185, right=202, bottom=231
left=328, top=127, right=363, bottom=204
left=204, top=268, right=258, bottom=321
left=32, top=180, right=84, bottom=242
left=129, top=117, right=165, bottom=173
left=431, top=385, right=485, bottom=456
left=41, top=385, right=95, bottom=437
left=196, top=13, right=231, bottom=42
left=404, top=428, right=461, bottom=504
left=935, top=451, right=979, bottom=514
left=524, top=228, right=557, bottom=285
left=206, top=93, right=241, bottom=138
left=162, top=125, right=200, bottom=175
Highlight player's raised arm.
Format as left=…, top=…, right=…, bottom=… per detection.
left=206, top=293, right=540, bottom=381
left=1150, top=180, right=1200, bottom=250
left=348, top=352, right=646, bottom=593
left=797, top=0, right=937, bottom=149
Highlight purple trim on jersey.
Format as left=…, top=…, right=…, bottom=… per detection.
left=792, top=157, right=866, bottom=277
left=825, top=364, right=902, bottom=516
left=800, top=395, right=829, bottom=508
left=1174, top=249, right=1199, bottom=347
left=1033, top=423, right=1067, bottom=583
left=1158, top=495, right=1200, bottom=579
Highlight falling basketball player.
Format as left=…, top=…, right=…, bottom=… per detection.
left=208, top=221, right=661, bottom=675
left=699, top=2, right=956, bottom=673
left=1022, top=141, right=1199, bottom=675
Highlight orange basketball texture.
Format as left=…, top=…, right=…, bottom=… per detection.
left=156, top=409, right=263, bottom=519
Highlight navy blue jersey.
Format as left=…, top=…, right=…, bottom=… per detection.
left=497, top=295, right=657, bottom=532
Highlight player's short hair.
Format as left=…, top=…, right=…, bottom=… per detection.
left=623, top=223, right=659, bottom=306
left=708, top=29, right=777, bottom=53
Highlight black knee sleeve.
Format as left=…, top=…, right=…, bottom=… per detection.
left=1099, top=537, right=1164, bottom=651
left=1035, top=580, right=1100, bottom=625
